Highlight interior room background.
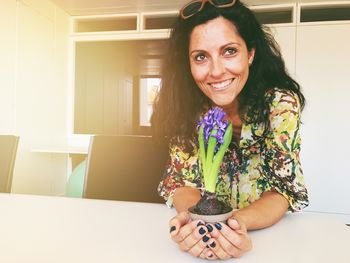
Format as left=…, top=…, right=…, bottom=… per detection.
left=0, top=0, right=349, bottom=221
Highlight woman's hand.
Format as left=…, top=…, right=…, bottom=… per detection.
left=169, top=211, right=216, bottom=258
left=205, top=217, right=252, bottom=259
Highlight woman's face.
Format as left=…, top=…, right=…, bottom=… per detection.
left=189, top=16, right=255, bottom=110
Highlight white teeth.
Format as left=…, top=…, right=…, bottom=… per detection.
left=210, top=79, right=233, bottom=89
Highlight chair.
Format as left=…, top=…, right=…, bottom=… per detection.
left=0, top=135, right=19, bottom=193
left=83, top=135, right=169, bottom=203
left=66, top=160, right=86, bottom=198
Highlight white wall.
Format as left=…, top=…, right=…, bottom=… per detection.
left=1, top=0, right=350, bottom=219
left=0, top=0, right=17, bottom=134
left=270, top=25, right=296, bottom=77
left=270, top=21, right=350, bottom=218
left=0, top=0, right=70, bottom=195
left=74, top=42, right=134, bottom=135
left=296, top=23, right=350, bottom=215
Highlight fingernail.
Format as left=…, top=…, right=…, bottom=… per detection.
left=170, top=226, right=176, bottom=233
left=214, top=222, right=222, bottom=230
left=210, top=241, right=216, bottom=248
left=202, top=235, right=209, bottom=242
left=208, top=253, right=213, bottom=258
left=206, top=245, right=209, bottom=248
left=206, top=224, right=213, bottom=232
left=198, top=227, right=206, bottom=235
left=197, top=221, right=204, bottom=227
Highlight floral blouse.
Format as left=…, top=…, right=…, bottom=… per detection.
left=157, top=88, right=309, bottom=212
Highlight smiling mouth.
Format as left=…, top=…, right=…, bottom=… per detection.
left=209, top=78, right=234, bottom=90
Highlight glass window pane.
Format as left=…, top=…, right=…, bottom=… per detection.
left=139, top=78, right=161, bottom=126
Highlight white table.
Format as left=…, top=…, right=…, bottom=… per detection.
left=31, top=146, right=88, bottom=155
left=0, top=194, right=349, bottom=263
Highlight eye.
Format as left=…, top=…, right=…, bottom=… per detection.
left=223, top=47, right=237, bottom=56
left=194, top=53, right=207, bottom=62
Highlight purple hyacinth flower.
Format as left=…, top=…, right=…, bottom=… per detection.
left=197, top=107, right=230, bottom=152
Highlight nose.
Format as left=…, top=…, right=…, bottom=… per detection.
left=210, top=58, right=225, bottom=78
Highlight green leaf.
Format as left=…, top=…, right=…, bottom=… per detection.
left=208, top=123, right=233, bottom=192
left=204, top=129, right=217, bottom=191
left=198, top=125, right=207, bottom=177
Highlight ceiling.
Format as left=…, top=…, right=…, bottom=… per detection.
left=51, top=0, right=342, bottom=16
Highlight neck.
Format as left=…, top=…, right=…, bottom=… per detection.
left=220, top=100, right=240, bottom=123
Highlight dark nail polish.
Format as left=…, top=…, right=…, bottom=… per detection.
left=214, top=222, right=222, bottom=230
left=206, top=245, right=209, bottom=248
left=197, top=221, right=204, bottom=227
left=202, top=235, right=209, bottom=242
left=210, top=241, right=216, bottom=248
left=199, top=227, right=206, bottom=235
left=206, top=224, right=213, bottom=232
left=170, top=226, right=176, bottom=233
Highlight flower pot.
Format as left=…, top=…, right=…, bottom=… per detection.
left=188, top=191, right=234, bottom=223
left=188, top=206, right=234, bottom=223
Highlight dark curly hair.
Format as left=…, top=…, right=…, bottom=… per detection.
left=151, top=0, right=305, bottom=152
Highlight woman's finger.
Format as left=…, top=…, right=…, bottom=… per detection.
left=226, top=219, right=252, bottom=252
left=199, top=247, right=207, bottom=259
left=227, top=217, right=247, bottom=233
left=205, top=237, right=231, bottom=260
left=169, top=211, right=193, bottom=240
left=185, top=234, right=208, bottom=256
left=209, top=222, right=252, bottom=253
left=171, top=219, right=205, bottom=243
left=199, top=247, right=217, bottom=260
left=178, top=226, right=208, bottom=251
left=204, top=248, right=218, bottom=260
left=169, top=211, right=190, bottom=235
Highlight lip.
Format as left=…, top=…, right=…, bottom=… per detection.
left=208, top=78, right=234, bottom=90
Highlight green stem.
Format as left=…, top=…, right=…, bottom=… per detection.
left=208, top=123, right=233, bottom=192
left=198, top=125, right=206, bottom=178
left=205, top=129, right=217, bottom=192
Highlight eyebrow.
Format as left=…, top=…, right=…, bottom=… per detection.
left=189, top=42, right=241, bottom=55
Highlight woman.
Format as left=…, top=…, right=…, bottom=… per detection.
left=151, top=0, right=309, bottom=260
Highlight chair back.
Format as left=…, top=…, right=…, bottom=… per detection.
left=0, top=135, right=19, bottom=192
left=83, top=135, right=168, bottom=203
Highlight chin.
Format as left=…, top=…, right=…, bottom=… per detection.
left=212, top=98, right=235, bottom=108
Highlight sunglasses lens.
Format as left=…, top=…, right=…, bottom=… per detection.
left=182, top=1, right=202, bottom=18
left=211, top=0, right=234, bottom=5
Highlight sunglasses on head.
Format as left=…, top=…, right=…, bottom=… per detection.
left=180, top=0, right=236, bottom=20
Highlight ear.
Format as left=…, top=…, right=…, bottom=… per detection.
left=248, top=48, right=255, bottom=65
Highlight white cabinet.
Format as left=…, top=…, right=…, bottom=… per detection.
left=296, top=23, right=350, bottom=214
